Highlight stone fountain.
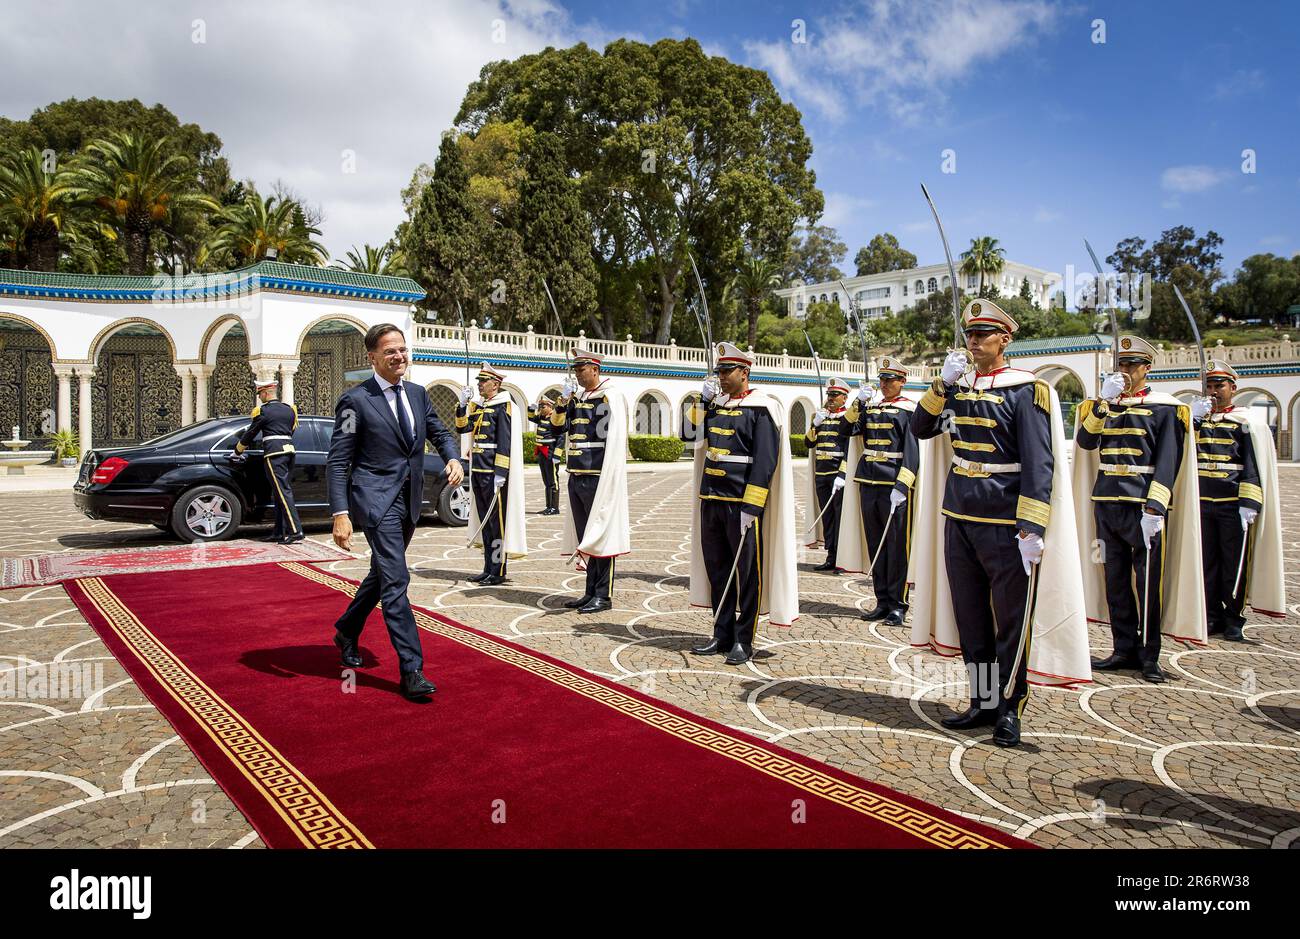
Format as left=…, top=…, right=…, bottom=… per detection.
left=0, top=425, right=54, bottom=475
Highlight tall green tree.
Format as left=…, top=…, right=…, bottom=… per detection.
left=334, top=241, right=406, bottom=276
left=854, top=232, right=917, bottom=277
left=0, top=147, right=108, bottom=271
left=200, top=190, right=326, bottom=267
left=402, top=133, right=478, bottom=321
left=454, top=38, right=823, bottom=344
left=784, top=224, right=846, bottom=285
left=724, top=255, right=783, bottom=350
left=1212, top=253, right=1300, bottom=322
left=959, top=236, right=1006, bottom=297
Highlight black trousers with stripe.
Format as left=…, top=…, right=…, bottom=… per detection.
left=1200, top=501, right=1248, bottom=633
left=859, top=485, right=910, bottom=611
left=568, top=474, right=613, bottom=600
left=813, top=472, right=843, bottom=565
left=943, top=518, right=1032, bottom=716
left=539, top=451, right=560, bottom=512
left=471, top=473, right=508, bottom=577
left=1094, top=502, right=1165, bottom=663
left=264, top=449, right=302, bottom=538
left=700, top=500, right=762, bottom=651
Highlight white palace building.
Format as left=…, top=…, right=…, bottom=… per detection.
left=3, top=261, right=1300, bottom=459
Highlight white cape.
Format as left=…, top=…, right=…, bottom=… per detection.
left=1219, top=410, right=1285, bottom=618
left=1071, top=392, right=1206, bottom=644
left=909, top=372, right=1092, bottom=688
left=468, top=390, right=528, bottom=560
left=689, top=390, right=799, bottom=627
left=561, top=378, right=631, bottom=559
left=803, top=408, right=846, bottom=547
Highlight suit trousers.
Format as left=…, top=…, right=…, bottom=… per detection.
left=1094, top=501, right=1165, bottom=664
left=334, top=486, right=422, bottom=673
left=1200, top=501, right=1248, bottom=633
left=568, top=473, right=613, bottom=600
left=859, top=484, right=910, bottom=611
left=813, top=473, right=843, bottom=565
left=943, top=518, right=1032, bottom=717
left=700, top=500, right=762, bottom=651
left=472, top=473, right=508, bottom=576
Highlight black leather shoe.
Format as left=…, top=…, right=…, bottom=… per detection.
left=724, top=643, right=753, bottom=666
left=1091, top=653, right=1141, bottom=671
left=477, top=574, right=506, bottom=586
left=1141, top=662, right=1166, bottom=683
left=257, top=534, right=281, bottom=543
left=861, top=605, right=890, bottom=621
left=333, top=631, right=363, bottom=668
left=467, top=571, right=490, bottom=583
left=812, top=560, right=837, bottom=572
left=992, top=714, right=1021, bottom=747
left=1223, top=625, right=1245, bottom=642
left=940, top=705, right=998, bottom=730
left=564, top=595, right=593, bottom=609
left=400, top=671, right=436, bottom=699
left=882, top=608, right=906, bottom=626
left=691, top=639, right=724, bottom=656
left=278, top=533, right=305, bottom=545
left=578, top=598, right=612, bottom=614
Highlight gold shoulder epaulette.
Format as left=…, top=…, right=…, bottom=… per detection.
left=1033, top=380, right=1050, bottom=413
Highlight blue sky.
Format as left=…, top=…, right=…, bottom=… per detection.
left=562, top=0, right=1299, bottom=289
left=4, top=0, right=1295, bottom=293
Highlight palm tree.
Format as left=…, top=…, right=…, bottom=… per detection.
left=62, top=132, right=218, bottom=275
left=960, top=236, right=1006, bottom=297
left=334, top=241, right=406, bottom=276
left=201, top=190, right=328, bottom=268
left=724, top=255, right=783, bottom=351
left=0, top=147, right=107, bottom=271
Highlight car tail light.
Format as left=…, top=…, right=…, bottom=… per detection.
left=91, top=457, right=129, bottom=485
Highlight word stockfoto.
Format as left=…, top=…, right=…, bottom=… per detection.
left=49, top=870, right=152, bottom=919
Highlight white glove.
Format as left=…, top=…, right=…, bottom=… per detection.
left=870, top=388, right=884, bottom=405
left=941, top=350, right=969, bottom=385
left=889, top=488, right=907, bottom=509
left=1017, top=532, right=1045, bottom=574
left=561, top=378, right=579, bottom=398
left=1191, top=396, right=1213, bottom=421
left=1140, top=511, right=1164, bottom=548
left=493, top=474, right=506, bottom=491
left=740, top=511, right=757, bottom=532
left=812, top=408, right=828, bottom=427
left=701, top=377, right=719, bottom=402
left=458, top=385, right=473, bottom=406
left=1099, top=371, right=1127, bottom=402
left=856, top=381, right=876, bottom=405
left=832, top=476, right=845, bottom=494
left=1240, top=507, right=1258, bottom=530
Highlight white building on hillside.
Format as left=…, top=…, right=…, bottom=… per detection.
left=774, top=260, right=1062, bottom=320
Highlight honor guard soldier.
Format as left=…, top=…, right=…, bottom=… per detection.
left=230, top=377, right=303, bottom=544
left=1073, top=335, right=1200, bottom=682
left=457, top=364, right=515, bottom=585
left=528, top=395, right=564, bottom=515
left=842, top=357, right=919, bottom=625
left=911, top=300, right=1054, bottom=748
left=804, top=377, right=853, bottom=572
left=552, top=348, right=631, bottom=614
left=683, top=342, right=798, bottom=665
left=1191, top=362, right=1267, bottom=641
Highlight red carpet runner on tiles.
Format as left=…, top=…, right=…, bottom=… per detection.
left=64, top=561, right=1029, bottom=849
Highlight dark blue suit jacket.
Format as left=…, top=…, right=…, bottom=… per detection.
left=327, top=377, right=461, bottom=528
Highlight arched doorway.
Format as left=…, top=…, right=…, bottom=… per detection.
left=1035, top=365, right=1086, bottom=437
left=635, top=391, right=669, bottom=435
left=211, top=324, right=255, bottom=417
left=789, top=397, right=813, bottom=434
left=296, top=318, right=367, bottom=416
left=426, top=381, right=460, bottom=432
left=1233, top=387, right=1280, bottom=450
left=0, top=316, right=56, bottom=449
left=92, top=322, right=180, bottom=446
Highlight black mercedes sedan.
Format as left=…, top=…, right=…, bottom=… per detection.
left=73, top=415, right=471, bottom=542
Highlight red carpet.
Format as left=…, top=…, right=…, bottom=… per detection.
left=64, top=562, right=1030, bottom=849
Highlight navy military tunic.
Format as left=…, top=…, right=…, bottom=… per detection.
left=1195, top=407, right=1262, bottom=633
left=551, top=381, right=616, bottom=600
left=804, top=406, right=852, bottom=566
left=456, top=396, right=513, bottom=577
left=235, top=398, right=302, bottom=540
left=528, top=403, right=565, bottom=514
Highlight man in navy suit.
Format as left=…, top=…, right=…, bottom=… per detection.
left=327, top=323, right=464, bottom=700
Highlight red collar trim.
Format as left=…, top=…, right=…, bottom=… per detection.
left=884, top=395, right=905, bottom=403
left=975, top=365, right=1009, bottom=378
left=1129, top=387, right=1150, bottom=398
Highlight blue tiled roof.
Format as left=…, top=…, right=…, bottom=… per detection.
left=1006, top=334, right=1109, bottom=356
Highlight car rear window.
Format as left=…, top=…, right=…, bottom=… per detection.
left=138, top=420, right=224, bottom=451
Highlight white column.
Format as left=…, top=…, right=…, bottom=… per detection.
left=77, top=368, right=95, bottom=455
left=194, top=365, right=212, bottom=421
left=176, top=365, right=194, bottom=426
left=52, top=364, right=75, bottom=433
left=279, top=364, right=297, bottom=410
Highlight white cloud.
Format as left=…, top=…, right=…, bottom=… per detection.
left=1211, top=69, right=1266, bottom=101
left=743, top=0, right=1063, bottom=123
left=1033, top=206, right=1062, bottom=223
left=0, top=0, right=618, bottom=260
left=1160, top=165, right=1229, bottom=193
left=821, top=192, right=877, bottom=230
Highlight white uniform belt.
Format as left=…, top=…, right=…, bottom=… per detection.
left=1100, top=462, right=1155, bottom=474
left=1199, top=461, right=1242, bottom=471
left=264, top=435, right=292, bottom=440
left=709, top=453, right=754, bottom=464
left=862, top=448, right=903, bottom=459
left=571, top=442, right=605, bottom=449
left=816, top=450, right=845, bottom=458
left=474, top=442, right=497, bottom=449
left=951, top=456, right=1021, bottom=474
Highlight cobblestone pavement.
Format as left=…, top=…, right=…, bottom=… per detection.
left=2, top=465, right=1298, bottom=849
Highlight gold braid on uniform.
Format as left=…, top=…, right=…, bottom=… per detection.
left=1033, top=380, right=1050, bottom=413
left=1176, top=404, right=1191, bottom=432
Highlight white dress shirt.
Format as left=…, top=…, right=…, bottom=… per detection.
left=372, top=371, right=416, bottom=432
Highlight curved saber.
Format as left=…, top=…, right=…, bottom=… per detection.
left=863, top=502, right=898, bottom=580
left=541, top=276, right=575, bottom=383
left=803, top=329, right=824, bottom=407
left=1172, top=284, right=1208, bottom=394
left=453, top=298, right=472, bottom=386
left=803, top=485, right=840, bottom=540
left=465, top=488, right=501, bottom=549
left=920, top=183, right=962, bottom=347
left=712, top=525, right=751, bottom=631
left=688, top=251, right=715, bottom=370
left=1084, top=238, right=1122, bottom=372
left=838, top=278, right=871, bottom=382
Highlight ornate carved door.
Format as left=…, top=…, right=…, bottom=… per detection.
left=0, top=343, right=55, bottom=448
left=93, top=347, right=181, bottom=446
left=294, top=351, right=335, bottom=416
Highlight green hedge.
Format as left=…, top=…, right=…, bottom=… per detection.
left=789, top=433, right=809, bottom=458
left=522, top=431, right=539, bottom=463
left=628, top=434, right=684, bottom=462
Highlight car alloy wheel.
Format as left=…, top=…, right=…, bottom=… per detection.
left=449, top=484, right=471, bottom=523
left=186, top=493, right=233, bottom=538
